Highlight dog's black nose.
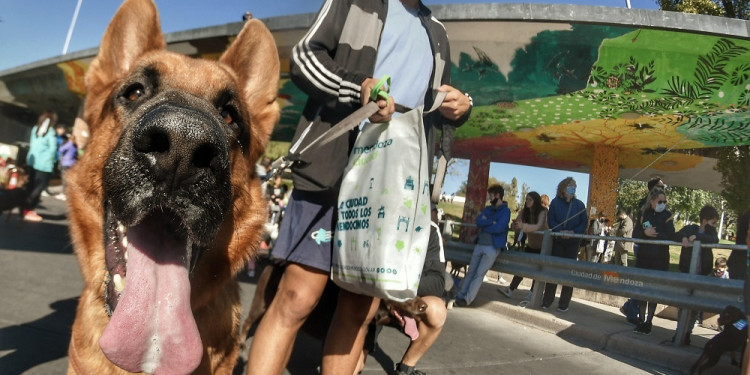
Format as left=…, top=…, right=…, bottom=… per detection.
left=132, top=104, right=226, bottom=189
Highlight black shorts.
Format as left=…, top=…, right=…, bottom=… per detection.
left=271, top=189, right=337, bottom=272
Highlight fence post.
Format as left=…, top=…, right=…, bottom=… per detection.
left=673, top=240, right=702, bottom=346
left=527, top=230, right=553, bottom=308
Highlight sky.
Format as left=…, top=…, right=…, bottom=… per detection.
left=0, top=0, right=659, bottom=72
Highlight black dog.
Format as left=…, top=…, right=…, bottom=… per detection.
left=0, top=188, right=27, bottom=220
left=690, top=305, right=747, bottom=374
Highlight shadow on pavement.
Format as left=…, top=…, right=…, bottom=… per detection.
left=0, top=297, right=77, bottom=375
left=0, top=218, right=72, bottom=254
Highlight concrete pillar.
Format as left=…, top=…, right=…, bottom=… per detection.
left=460, top=156, right=491, bottom=243
left=587, top=144, right=619, bottom=220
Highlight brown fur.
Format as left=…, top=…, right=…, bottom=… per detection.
left=66, top=0, right=279, bottom=374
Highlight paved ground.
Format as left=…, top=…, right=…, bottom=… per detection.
left=0, top=193, right=741, bottom=374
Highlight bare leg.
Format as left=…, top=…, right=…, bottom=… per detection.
left=400, top=295, right=447, bottom=367
left=321, top=290, right=379, bottom=375
left=246, top=263, right=329, bottom=375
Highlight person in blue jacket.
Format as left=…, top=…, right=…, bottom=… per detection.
left=542, top=177, right=589, bottom=312
left=455, top=184, right=510, bottom=307
left=23, top=111, right=59, bottom=222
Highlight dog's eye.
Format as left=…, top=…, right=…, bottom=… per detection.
left=124, top=85, right=145, bottom=102
left=220, top=108, right=234, bottom=125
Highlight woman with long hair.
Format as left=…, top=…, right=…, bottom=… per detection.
left=498, top=191, right=548, bottom=300
left=632, top=187, right=675, bottom=334
left=541, top=177, right=588, bottom=312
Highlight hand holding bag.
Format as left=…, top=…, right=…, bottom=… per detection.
left=331, top=93, right=445, bottom=302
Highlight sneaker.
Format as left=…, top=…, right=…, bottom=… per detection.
left=395, top=362, right=426, bottom=375
left=446, top=299, right=455, bottom=309
left=23, top=210, right=43, bottom=222
left=556, top=306, right=569, bottom=312
left=541, top=304, right=550, bottom=310
left=497, top=286, right=512, bottom=298
left=55, top=193, right=67, bottom=201
left=499, top=276, right=507, bottom=284
left=454, top=299, right=468, bottom=307
left=634, top=321, right=652, bottom=335
left=619, top=305, right=627, bottom=317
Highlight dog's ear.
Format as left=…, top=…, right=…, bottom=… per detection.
left=85, top=0, right=165, bottom=96
left=219, top=19, right=280, bottom=161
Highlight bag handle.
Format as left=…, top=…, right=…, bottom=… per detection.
left=266, top=85, right=447, bottom=181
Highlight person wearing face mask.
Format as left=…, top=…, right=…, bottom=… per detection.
left=541, top=177, right=588, bottom=312
left=453, top=184, right=510, bottom=307
left=670, top=205, right=720, bottom=344
left=632, top=187, right=675, bottom=335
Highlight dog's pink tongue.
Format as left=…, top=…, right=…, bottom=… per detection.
left=99, top=221, right=203, bottom=375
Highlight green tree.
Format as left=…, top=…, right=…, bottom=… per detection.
left=616, top=179, right=647, bottom=218
left=714, top=145, right=750, bottom=215
left=520, top=183, right=531, bottom=206
left=657, top=0, right=749, bottom=19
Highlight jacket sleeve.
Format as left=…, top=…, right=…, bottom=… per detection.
left=475, top=207, right=493, bottom=228
left=695, top=227, right=719, bottom=244
left=432, top=36, right=471, bottom=129
left=547, top=201, right=562, bottom=232
left=574, top=201, right=589, bottom=234
left=290, top=0, right=369, bottom=108
left=479, top=206, right=510, bottom=234
left=655, top=215, right=676, bottom=240
left=621, top=217, right=634, bottom=237
left=674, top=225, right=693, bottom=242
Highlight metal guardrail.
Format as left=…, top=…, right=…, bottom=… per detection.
left=443, top=230, right=748, bottom=345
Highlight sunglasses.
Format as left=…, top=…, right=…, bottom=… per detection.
left=657, top=200, right=667, bottom=204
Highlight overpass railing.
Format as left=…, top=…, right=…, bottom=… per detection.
left=443, top=230, right=748, bottom=346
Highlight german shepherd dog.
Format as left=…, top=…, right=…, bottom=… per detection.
left=65, top=0, right=279, bottom=373
left=689, top=305, right=748, bottom=374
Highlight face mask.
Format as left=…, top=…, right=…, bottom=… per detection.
left=490, top=198, right=499, bottom=206
left=655, top=203, right=666, bottom=213
left=566, top=186, right=576, bottom=196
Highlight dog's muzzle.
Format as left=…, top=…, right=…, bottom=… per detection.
left=98, top=100, right=233, bottom=374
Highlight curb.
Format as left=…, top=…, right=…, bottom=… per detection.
left=468, top=288, right=739, bottom=374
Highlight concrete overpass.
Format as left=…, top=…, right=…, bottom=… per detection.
left=0, top=4, right=748, bottom=219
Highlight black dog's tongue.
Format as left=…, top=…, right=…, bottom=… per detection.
left=99, top=217, right=202, bottom=374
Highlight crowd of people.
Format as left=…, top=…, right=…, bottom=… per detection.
left=0, top=111, right=79, bottom=222
left=444, top=174, right=749, bottom=346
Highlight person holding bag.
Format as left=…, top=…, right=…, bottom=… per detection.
left=246, top=1, right=472, bottom=374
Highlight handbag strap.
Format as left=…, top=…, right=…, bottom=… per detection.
left=266, top=87, right=447, bottom=181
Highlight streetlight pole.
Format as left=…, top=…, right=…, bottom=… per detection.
left=626, top=0, right=632, bottom=8
left=62, top=0, right=83, bottom=55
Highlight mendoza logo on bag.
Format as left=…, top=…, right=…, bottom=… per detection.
left=353, top=138, right=393, bottom=154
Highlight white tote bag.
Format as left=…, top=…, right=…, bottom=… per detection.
left=331, top=106, right=432, bottom=302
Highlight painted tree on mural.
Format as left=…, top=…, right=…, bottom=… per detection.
left=453, top=25, right=632, bottom=106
